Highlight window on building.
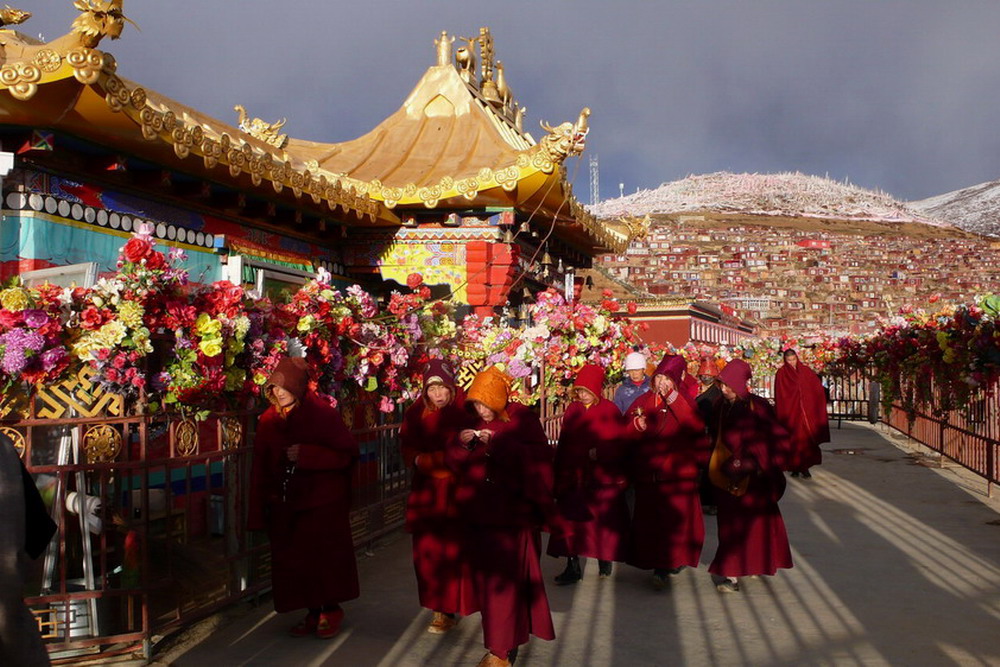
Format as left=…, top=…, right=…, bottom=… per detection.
left=21, top=262, right=98, bottom=288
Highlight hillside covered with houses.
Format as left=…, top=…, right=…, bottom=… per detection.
left=591, top=173, right=1000, bottom=336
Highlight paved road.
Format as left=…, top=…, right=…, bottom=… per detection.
left=158, top=423, right=1000, bottom=666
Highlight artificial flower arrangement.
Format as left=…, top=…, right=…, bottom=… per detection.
left=72, top=223, right=188, bottom=399
left=0, top=282, right=74, bottom=391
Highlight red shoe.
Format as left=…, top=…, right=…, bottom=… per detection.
left=288, top=612, right=319, bottom=638
left=316, top=608, right=344, bottom=639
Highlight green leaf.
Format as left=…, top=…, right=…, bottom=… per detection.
left=364, top=376, right=378, bottom=392
left=981, top=294, right=1000, bottom=319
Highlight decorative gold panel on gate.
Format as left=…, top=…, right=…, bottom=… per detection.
left=35, top=366, right=124, bottom=420
left=174, top=419, right=199, bottom=457
left=221, top=417, right=243, bottom=450
left=0, top=391, right=28, bottom=420
left=364, top=403, right=378, bottom=429
left=83, top=424, right=122, bottom=463
left=455, top=359, right=485, bottom=391
left=31, top=607, right=61, bottom=640
left=0, top=426, right=25, bottom=458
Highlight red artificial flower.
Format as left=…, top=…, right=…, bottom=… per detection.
left=0, top=310, right=22, bottom=330
left=122, top=237, right=154, bottom=264
left=418, top=286, right=431, bottom=300
left=144, top=251, right=167, bottom=271
left=80, top=306, right=107, bottom=330
left=602, top=288, right=614, bottom=298
left=406, top=273, right=424, bottom=289
left=627, top=302, right=638, bottom=314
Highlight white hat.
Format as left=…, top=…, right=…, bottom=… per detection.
left=624, top=352, right=647, bottom=371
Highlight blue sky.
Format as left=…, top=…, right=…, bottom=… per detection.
left=23, top=1, right=1000, bottom=202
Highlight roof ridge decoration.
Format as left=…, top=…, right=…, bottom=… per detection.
left=234, top=104, right=288, bottom=149
left=0, top=6, right=31, bottom=28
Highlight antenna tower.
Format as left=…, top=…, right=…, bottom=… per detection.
left=589, top=154, right=600, bottom=205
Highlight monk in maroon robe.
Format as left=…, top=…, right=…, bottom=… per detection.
left=546, top=364, right=630, bottom=583
left=625, top=354, right=710, bottom=588
left=708, top=359, right=793, bottom=593
left=400, top=360, right=477, bottom=633
left=774, top=348, right=831, bottom=478
left=446, top=366, right=556, bottom=667
left=248, top=357, right=359, bottom=638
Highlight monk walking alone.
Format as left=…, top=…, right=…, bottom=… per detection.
left=248, top=357, right=360, bottom=638
left=774, top=348, right=830, bottom=478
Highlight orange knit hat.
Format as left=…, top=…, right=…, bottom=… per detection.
left=467, top=365, right=513, bottom=420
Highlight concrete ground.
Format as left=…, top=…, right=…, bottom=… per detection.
left=155, top=423, right=1000, bottom=666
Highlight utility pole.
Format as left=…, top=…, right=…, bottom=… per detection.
left=589, top=154, right=600, bottom=205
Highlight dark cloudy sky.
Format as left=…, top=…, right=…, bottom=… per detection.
left=25, top=1, right=1000, bottom=202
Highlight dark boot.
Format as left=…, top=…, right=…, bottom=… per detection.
left=555, top=556, right=582, bottom=585
left=598, top=560, right=613, bottom=578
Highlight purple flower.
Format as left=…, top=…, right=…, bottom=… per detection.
left=22, top=309, right=49, bottom=329
left=508, top=359, right=531, bottom=378
left=0, top=328, right=45, bottom=374
left=40, top=347, right=67, bottom=372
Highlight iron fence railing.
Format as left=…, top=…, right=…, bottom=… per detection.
left=3, top=368, right=411, bottom=664
left=885, top=385, right=999, bottom=498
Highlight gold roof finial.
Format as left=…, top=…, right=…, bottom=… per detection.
left=434, top=30, right=454, bottom=67
left=234, top=104, right=288, bottom=149
left=0, top=5, right=31, bottom=28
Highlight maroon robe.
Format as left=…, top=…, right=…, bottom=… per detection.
left=681, top=373, right=701, bottom=403
left=248, top=391, right=360, bottom=612
left=546, top=398, right=630, bottom=562
left=709, top=394, right=794, bottom=577
left=775, top=362, right=830, bottom=472
left=400, top=393, right=477, bottom=615
left=446, top=403, right=556, bottom=657
left=625, top=390, right=710, bottom=570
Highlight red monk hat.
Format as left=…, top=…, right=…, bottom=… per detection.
left=467, top=365, right=513, bottom=420
left=653, top=353, right=685, bottom=389
left=698, top=358, right=719, bottom=377
left=573, top=364, right=605, bottom=398
left=717, top=358, right=752, bottom=399
left=422, top=359, right=456, bottom=392
left=266, top=357, right=311, bottom=400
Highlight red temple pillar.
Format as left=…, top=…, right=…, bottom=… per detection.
left=466, top=240, right=519, bottom=318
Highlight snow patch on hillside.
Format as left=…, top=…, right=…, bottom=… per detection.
left=910, top=180, right=1000, bottom=237
left=591, top=171, right=950, bottom=227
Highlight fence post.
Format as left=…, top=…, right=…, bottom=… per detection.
left=868, top=381, right=880, bottom=424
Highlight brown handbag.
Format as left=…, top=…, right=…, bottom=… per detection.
left=708, top=432, right=749, bottom=497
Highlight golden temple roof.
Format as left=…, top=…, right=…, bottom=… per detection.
left=282, top=27, right=644, bottom=253
left=0, top=9, right=644, bottom=251
left=0, top=7, right=391, bottom=225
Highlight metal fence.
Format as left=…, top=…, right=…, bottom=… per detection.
left=885, top=383, right=1000, bottom=497
left=3, top=367, right=410, bottom=664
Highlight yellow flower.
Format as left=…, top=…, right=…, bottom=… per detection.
left=195, top=313, right=222, bottom=336
left=117, top=301, right=145, bottom=329
left=96, top=321, right=127, bottom=348
left=0, top=287, right=31, bottom=311
left=199, top=338, right=223, bottom=357
left=297, top=315, right=316, bottom=332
